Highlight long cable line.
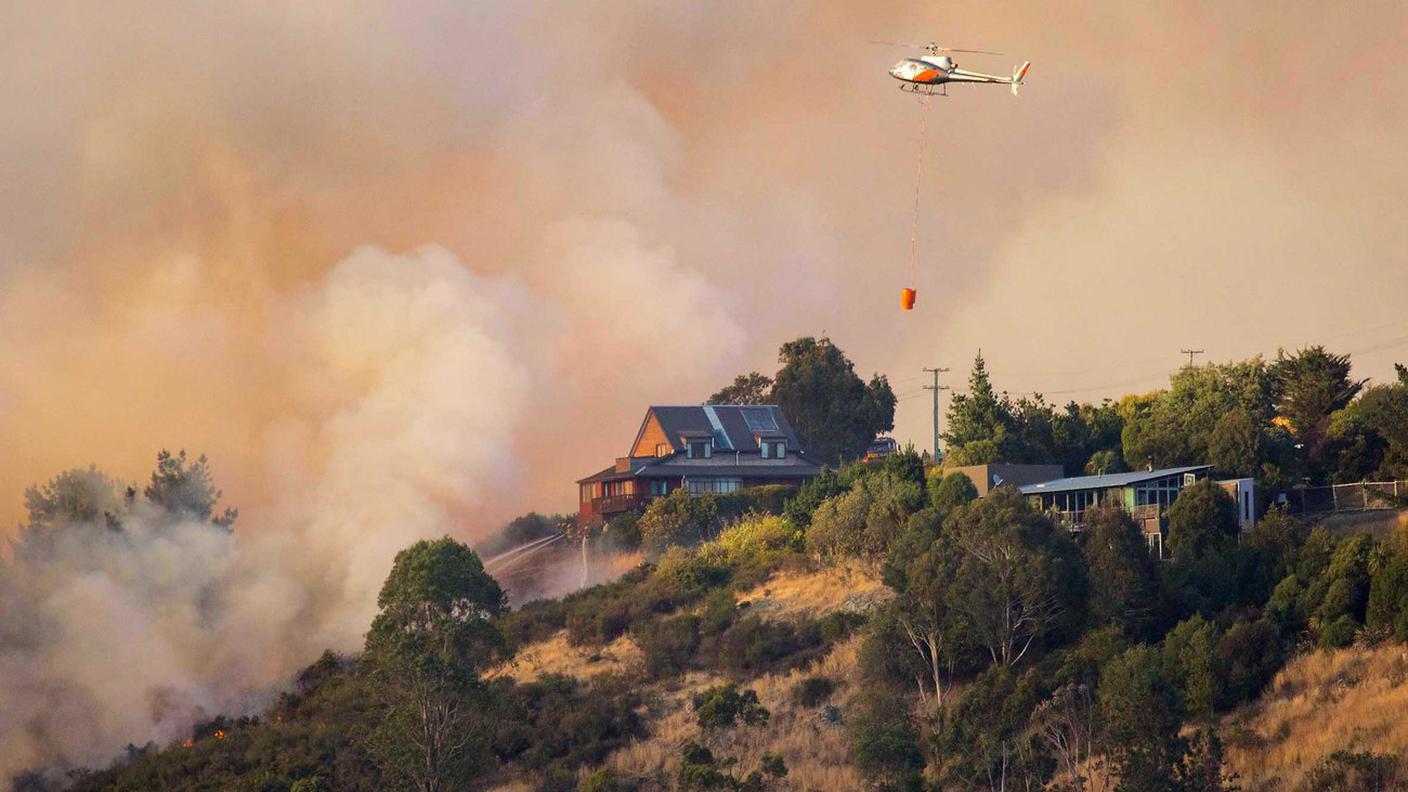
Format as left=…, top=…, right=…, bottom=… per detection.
left=908, top=96, right=932, bottom=288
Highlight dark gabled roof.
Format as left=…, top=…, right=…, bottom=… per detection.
left=1018, top=465, right=1212, bottom=495
left=637, top=453, right=822, bottom=479
left=575, top=465, right=635, bottom=485
left=641, top=404, right=805, bottom=454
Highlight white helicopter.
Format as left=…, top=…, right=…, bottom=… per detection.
left=876, top=41, right=1030, bottom=96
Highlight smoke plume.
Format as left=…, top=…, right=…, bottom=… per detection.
left=2, top=0, right=1407, bottom=779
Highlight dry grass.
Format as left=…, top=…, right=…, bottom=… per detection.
left=606, top=635, right=867, bottom=791
left=485, top=629, right=642, bottom=684
left=1221, top=642, right=1408, bottom=791
left=487, top=562, right=886, bottom=788
left=735, top=559, right=890, bottom=620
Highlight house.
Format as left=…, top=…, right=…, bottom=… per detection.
left=1016, top=465, right=1258, bottom=557
left=947, top=463, right=1066, bottom=498
left=576, top=404, right=823, bottom=525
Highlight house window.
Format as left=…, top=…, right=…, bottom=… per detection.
left=760, top=442, right=771, bottom=459
left=686, top=477, right=742, bottom=494
left=656, top=443, right=670, bottom=457
left=688, top=441, right=712, bottom=459
left=773, top=442, right=786, bottom=458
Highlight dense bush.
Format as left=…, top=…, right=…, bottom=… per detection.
left=792, top=675, right=836, bottom=707
left=488, top=673, right=646, bottom=776
left=741, top=484, right=797, bottom=515
left=634, top=614, right=701, bottom=678
left=692, top=684, right=769, bottom=729
left=806, top=471, right=923, bottom=559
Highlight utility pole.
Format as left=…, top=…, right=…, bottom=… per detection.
left=1180, top=348, right=1205, bottom=367
left=923, top=367, right=950, bottom=462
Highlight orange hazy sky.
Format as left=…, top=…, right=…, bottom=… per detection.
left=2, top=1, right=1407, bottom=538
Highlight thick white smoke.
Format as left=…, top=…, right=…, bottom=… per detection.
left=4, top=0, right=1407, bottom=781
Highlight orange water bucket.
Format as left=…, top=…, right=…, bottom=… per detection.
left=900, top=287, right=917, bottom=311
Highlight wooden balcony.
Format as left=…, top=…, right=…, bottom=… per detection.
left=591, top=492, right=653, bottom=516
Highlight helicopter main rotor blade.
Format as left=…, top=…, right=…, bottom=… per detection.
left=869, top=40, right=1003, bottom=55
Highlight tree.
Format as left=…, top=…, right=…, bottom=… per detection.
left=783, top=467, right=845, bottom=529
left=1271, top=346, right=1364, bottom=470
left=1121, top=360, right=1277, bottom=474
left=639, top=488, right=721, bottom=554
left=20, top=466, right=124, bottom=533
left=1165, top=480, right=1240, bottom=563
left=943, top=351, right=1013, bottom=460
left=1098, top=645, right=1185, bottom=789
left=806, top=471, right=923, bottom=560
left=849, top=690, right=925, bottom=789
left=770, top=337, right=896, bottom=465
left=1027, top=683, right=1102, bottom=792
left=946, top=487, right=1085, bottom=666
left=1164, top=480, right=1243, bottom=615
left=1332, top=382, right=1408, bottom=481
left=144, top=449, right=238, bottom=528
left=1081, top=504, right=1159, bottom=639
left=893, top=540, right=962, bottom=708
left=928, top=470, right=978, bottom=512
left=1161, top=615, right=1222, bottom=718
left=364, top=537, right=506, bottom=792
left=708, top=371, right=773, bottom=405
left=1368, top=551, right=1408, bottom=641
left=1207, top=408, right=1261, bottom=478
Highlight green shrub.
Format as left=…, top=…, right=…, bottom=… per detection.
left=741, top=484, right=797, bottom=515
left=784, top=467, right=846, bottom=528
left=640, top=490, right=722, bottom=553
left=678, top=742, right=734, bottom=791
left=792, top=676, right=836, bottom=707
left=927, top=471, right=978, bottom=512
left=693, top=684, right=769, bottom=729
left=713, top=615, right=801, bottom=673
left=639, top=547, right=731, bottom=612
left=806, top=472, right=923, bottom=559
left=604, top=510, right=643, bottom=551
left=716, top=514, right=802, bottom=558
left=634, top=614, right=700, bottom=678
left=1322, top=614, right=1358, bottom=648
left=502, top=600, right=567, bottom=649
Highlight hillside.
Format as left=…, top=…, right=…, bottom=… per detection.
left=485, top=560, right=889, bottom=790
left=1222, top=643, right=1408, bottom=790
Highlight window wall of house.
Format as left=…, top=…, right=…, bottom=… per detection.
left=685, top=477, right=743, bottom=495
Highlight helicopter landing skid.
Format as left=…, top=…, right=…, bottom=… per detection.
left=899, top=84, right=946, bottom=97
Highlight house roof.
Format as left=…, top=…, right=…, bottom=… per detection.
left=642, top=404, right=805, bottom=454
left=637, top=453, right=821, bottom=479
left=1018, top=465, right=1212, bottom=495
left=576, top=464, right=634, bottom=485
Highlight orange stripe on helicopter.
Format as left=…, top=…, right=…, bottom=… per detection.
left=913, top=69, right=940, bottom=82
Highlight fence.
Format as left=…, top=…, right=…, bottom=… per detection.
left=1285, top=480, right=1408, bottom=514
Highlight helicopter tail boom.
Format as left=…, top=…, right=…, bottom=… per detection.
left=1010, top=61, right=1030, bottom=96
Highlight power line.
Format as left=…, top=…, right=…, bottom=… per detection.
left=1180, top=348, right=1205, bottom=367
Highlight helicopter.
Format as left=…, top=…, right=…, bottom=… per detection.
left=876, top=41, right=1030, bottom=97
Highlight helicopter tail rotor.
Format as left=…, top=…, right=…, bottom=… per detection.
left=1010, top=61, right=1030, bottom=96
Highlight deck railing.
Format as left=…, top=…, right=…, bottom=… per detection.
left=591, top=493, right=654, bottom=515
